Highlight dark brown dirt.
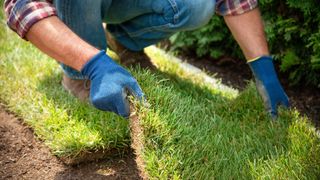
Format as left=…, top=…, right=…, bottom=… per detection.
left=0, top=105, right=142, bottom=180
left=129, top=109, right=148, bottom=180
left=180, top=54, right=320, bottom=127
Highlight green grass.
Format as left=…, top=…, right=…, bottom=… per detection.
left=140, top=48, right=320, bottom=179
left=0, top=10, right=129, bottom=158
left=1, top=4, right=320, bottom=179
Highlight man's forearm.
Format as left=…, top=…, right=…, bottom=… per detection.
left=26, top=16, right=99, bottom=71
left=223, top=8, right=289, bottom=118
left=224, top=8, right=269, bottom=60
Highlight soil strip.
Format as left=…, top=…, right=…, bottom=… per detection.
left=0, top=104, right=142, bottom=180
left=129, top=109, right=148, bottom=180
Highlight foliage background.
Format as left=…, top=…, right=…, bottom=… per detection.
left=169, top=0, right=320, bottom=87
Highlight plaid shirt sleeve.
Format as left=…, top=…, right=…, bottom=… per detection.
left=216, top=0, right=258, bottom=16
left=4, top=0, right=56, bottom=39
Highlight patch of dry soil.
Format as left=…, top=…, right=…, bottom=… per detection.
left=0, top=106, right=142, bottom=180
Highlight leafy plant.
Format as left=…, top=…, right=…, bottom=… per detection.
left=169, top=0, right=320, bottom=87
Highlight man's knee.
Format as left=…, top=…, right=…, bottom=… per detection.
left=183, top=0, right=216, bottom=30
left=156, top=0, right=216, bottom=31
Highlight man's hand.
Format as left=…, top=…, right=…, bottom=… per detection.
left=81, top=50, right=144, bottom=118
left=26, top=16, right=143, bottom=117
left=248, top=56, right=290, bottom=118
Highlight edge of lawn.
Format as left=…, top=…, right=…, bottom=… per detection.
left=0, top=17, right=132, bottom=165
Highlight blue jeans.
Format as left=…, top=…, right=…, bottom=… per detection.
left=53, top=0, right=216, bottom=79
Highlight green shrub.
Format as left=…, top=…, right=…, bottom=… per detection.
left=169, top=0, right=320, bottom=87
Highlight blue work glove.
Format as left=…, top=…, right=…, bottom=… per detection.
left=248, top=56, right=289, bottom=119
left=81, top=50, right=144, bottom=118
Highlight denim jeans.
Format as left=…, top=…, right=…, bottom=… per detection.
left=53, top=0, right=216, bottom=79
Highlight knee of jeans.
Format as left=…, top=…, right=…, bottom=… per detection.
left=180, top=0, right=216, bottom=30
left=54, top=0, right=107, bottom=49
left=153, top=0, right=216, bottom=31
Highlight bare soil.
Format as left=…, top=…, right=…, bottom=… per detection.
left=129, top=110, right=148, bottom=180
left=0, top=105, right=142, bottom=180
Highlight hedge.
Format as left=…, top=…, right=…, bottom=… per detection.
left=169, top=0, right=320, bottom=87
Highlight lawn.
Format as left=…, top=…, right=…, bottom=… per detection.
left=1, top=4, right=320, bottom=179
left=0, top=17, right=130, bottom=163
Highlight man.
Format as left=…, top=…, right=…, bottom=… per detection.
left=4, top=0, right=289, bottom=118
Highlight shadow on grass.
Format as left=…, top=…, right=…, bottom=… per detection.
left=146, top=69, right=294, bottom=178
left=36, top=72, right=144, bottom=179
left=36, top=72, right=131, bottom=158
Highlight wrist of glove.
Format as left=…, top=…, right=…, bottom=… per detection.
left=81, top=50, right=144, bottom=118
left=248, top=56, right=290, bottom=119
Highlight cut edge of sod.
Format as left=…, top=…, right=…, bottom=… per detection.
left=129, top=105, right=149, bottom=179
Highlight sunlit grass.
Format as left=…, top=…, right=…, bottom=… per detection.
left=137, top=47, right=320, bottom=179
left=0, top=16, right=129, bottom=158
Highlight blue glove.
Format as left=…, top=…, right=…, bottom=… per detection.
left=81, top=50, right=144, bottom=118
left=248, top=56, right=289, bottom=119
